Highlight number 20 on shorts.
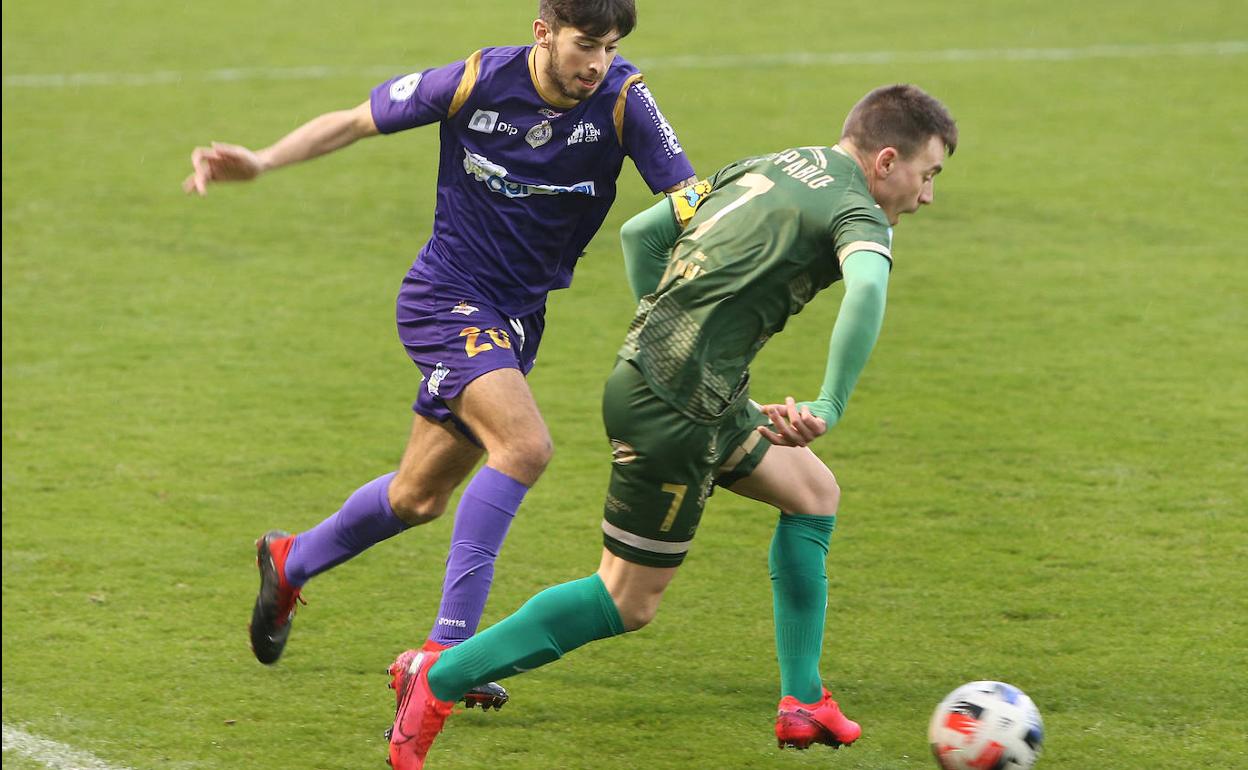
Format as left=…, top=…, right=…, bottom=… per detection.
left=459, top=326, right=512, bottom=358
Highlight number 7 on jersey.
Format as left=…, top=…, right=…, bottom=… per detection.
left=689, top=173, right=775, bottom=240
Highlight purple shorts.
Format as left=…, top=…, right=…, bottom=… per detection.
left=396, top=273, right=545, bottom=442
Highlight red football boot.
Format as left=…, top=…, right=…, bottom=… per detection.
left=419, top=640, right=509, bottom=711
left=775, top=687, right=862, bottom=750
left=386, top=650, right=455, bottom=770
left=248, top=530, right=305, bottom=664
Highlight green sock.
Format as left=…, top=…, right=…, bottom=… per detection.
left=427, top=574, right=625, bottom=702
left=770, top=512, right=836, bottom=704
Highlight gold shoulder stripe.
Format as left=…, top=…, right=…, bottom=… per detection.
left=613, top=73, right=645, bottom=145
left=447, top=50, right=483, bottom=119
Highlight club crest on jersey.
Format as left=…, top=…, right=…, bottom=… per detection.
left=427, top=363, right=451, bottom=397
left=525, top=120, right=553, bottom=148
left=389, top=72, right=423, bottom=102
left=451, top=301, right=479, bottom=316
left=566, top=121, right=600, bottom=146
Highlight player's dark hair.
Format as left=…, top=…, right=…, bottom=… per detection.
left=841, top=84, right=958, bottom=158
left=539, top=0, right=636, bottom=38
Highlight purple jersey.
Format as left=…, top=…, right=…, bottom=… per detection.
left=371, top=46, right=694, bottom=317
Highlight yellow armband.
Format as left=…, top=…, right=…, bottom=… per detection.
left=669, top=179, right=713, bottom=227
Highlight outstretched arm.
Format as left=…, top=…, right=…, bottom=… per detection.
left=619, top=198, right=683, bottom=301
left=182, top=100, right=378, bottom=195
left=758, top=250, right=891, bottom=446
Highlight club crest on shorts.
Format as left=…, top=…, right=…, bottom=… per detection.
left=525, top=120, right=552, bottom=148
left=610, top=439, right=637, bottom=465
left=427, top=363, right=451, bottom=397
left=451, top=301, right=479, bottom=316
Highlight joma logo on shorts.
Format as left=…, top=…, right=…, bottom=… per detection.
left=427, top=363, right=450, bottom=397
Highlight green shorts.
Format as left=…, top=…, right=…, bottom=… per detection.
left=600, top=360, right=770, bottom=568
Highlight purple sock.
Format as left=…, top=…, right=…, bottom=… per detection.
left=284, top=472, right=409, bottom=587
left=428, top=465, right=528, bottom=646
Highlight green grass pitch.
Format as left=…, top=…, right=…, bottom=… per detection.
left=3, top=2, right=1246, bottom=768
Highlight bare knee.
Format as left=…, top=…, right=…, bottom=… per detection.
left=487, top=431, right=553, bottom=486
left=794, top=474, right=840, bottom=517
left=387, top=477, right=451, bottom=526
left=614, top=595, right=662, bottom=632
left=597, top=549, right=677, bottom=632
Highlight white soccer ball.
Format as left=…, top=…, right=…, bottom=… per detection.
left=928, top=680, right=1044, bottom=770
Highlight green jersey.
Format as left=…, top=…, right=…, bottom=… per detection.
left=619, top=145, right=894, bottom=422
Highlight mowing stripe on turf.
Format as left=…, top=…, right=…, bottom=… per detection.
left=2, top=724, right=134, bottom=770
left=3, top=40, right=1245, bottom=88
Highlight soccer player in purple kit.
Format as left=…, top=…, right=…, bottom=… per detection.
left=183, top=0, right=694, bottom=711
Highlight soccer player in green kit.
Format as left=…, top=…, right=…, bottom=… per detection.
left=384, top=84, right=957, bottom=769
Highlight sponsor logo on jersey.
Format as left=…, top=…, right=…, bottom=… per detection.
left=427, top=362, right=451, bottom=396
left=538, top=107, right=563, bottom=118
left=451, top=301, right=479, bottom=316
left=462, top=150, right=596, bottom=198
left=662, top=254, right=707, bottom=284
left=631, top=82, right=683, bottom=157
left=525, top=119, right=553, bottom=148
left=468, top=109, right=500, bottom=133
left=566, top=121, right=601, bottom=146
left=389, top=72, right=423, bottom=102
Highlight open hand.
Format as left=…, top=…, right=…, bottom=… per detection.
left=182, top=142, right=264, bottom=195
left=757, top=397, right=827, bottom=447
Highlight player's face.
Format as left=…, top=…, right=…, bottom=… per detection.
left=544, top=25, right=621, bottom=102
left=875, top=135, right=946, bottom=225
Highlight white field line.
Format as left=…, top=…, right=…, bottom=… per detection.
left=2, top=723, right=135, bottom=770
left=3, top=40, right=1245, bottom=89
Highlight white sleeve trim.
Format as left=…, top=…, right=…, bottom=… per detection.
left=836, top=240, right=892, bottom=266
